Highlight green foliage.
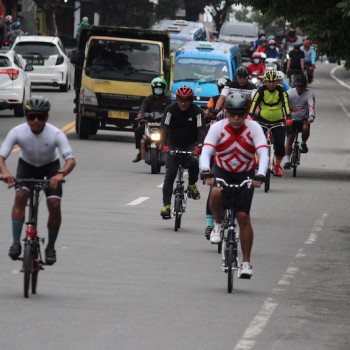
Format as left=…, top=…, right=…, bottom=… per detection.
left=238, top=0, right=350, bottom=67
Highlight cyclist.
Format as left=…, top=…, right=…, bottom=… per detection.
left=277, top=71, right=290, bottom=91
left=0, top=96, right=76, bottom=265
left=215, top=66, right=257, bottom=112
left=200, top=93, right=268, bottom=279
left=300, top=40, right=317, bottom=84
left=284, top=75, right=316, bottom=169
left=132, top=77, right=171, bottom=163
left=159, top=85, right=206, bottom=219
left=249, top=69, right=292, bottom=176
left=286, top=43, right=305, bottom=83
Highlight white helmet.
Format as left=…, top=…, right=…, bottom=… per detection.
left=82, top=16, right=88, bottom=22
left=276, top=71, right=285, bottom=80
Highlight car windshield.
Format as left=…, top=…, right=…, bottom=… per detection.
left=221, top=24, right=256, bottom=38
left=13, top=42, right=60, bottom=58
left=85, top=39, right=161, bottom=83
left=174, top=58, right=229, bottom=83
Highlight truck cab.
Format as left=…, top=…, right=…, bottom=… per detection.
left=70, top=26, right=171, bottom=139
left=171, top=41, right=241, bottom=107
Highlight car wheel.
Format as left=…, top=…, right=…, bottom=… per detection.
left=14, top=95, right=25, bottom=117
left=59, top=78, right=69, bottom=92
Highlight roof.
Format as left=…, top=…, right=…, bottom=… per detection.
left=176, top=41, right=240, bottom=58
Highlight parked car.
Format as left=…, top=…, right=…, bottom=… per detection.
left=0, top=49, right=33, bottom=117
left=10, top=36, right=71, bottom=92
left=219, top=21, right=258, bottom=61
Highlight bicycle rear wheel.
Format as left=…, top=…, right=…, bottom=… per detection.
left=227, top=243, right=234, bottom=293
left=23, top=244, right=33, bottom=298
left=174, top=197, right=182, bottom=231
left=264, top=168, right=271, bottom=192
left=291, top=150, right=298, bottom=177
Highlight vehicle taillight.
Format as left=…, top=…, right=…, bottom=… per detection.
left=56, top=55, right=64, bottom=65
left=0, top=68, right=19, bottom=80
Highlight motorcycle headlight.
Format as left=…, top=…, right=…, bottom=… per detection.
left=150, top=132, right=161, bottom=141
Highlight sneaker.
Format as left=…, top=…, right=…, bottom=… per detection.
left=204, top=226, right=213, bottom=240
left=300, top=143, right=308, bottom=153
left=132, top=153, right=141, bottom=163
left=8, top=243, right=21, bottom=260
left=283, top=162, right=291, bottom=169
left=160, top=204, right=171, bottom=219
left=45, top=248, right=56, bottom=265
left=239, top=262, right=253, bottom=279
left=273, top=165, right=283, bottom=177
left=187, top=184, right=200, bottom=200
left=210, top=223, right=222, bottom=244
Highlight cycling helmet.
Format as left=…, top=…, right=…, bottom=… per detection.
left=12, top=21, right=21, bottom=30
left=82, top=16, right=89, bottom=22
left=151, top=76, right=167, bottom=89
left=5, top=15, right=13, bottom=24
left=303, top=40, right=311, bottom=48
left=25, top=96, right=51, bottom=115
left=264, top=69, right=278, bottom=82
left=252, top=52, right=261, bottom=59
left=258, top=29, right=266, bottom=37
left=294, top=75, right=307, bottom=87
left=276, top=71, right=285, bottom=80
left=176, top=85, right=194, bottom=99
left=235, top=66, right=249, bottom=79
left=268, top=39, right=276, bottom=46
left=225, top=93, right=248, bottom=114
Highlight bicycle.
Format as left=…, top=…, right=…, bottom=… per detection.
left=169, top=150, right=194, bottom=232
left=215, top=177, right=253, bottom=293
left=289, top=119, right=304, bottom=177
left=14, top=178, right=54, bottom=298
left=258, top=121, right=285, bottom=193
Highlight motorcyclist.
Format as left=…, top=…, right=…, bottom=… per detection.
left=132, top=77, right=171, bottom=163
left=256, top=36, right=267, bottom=53
left=247, top=52, right=266, bottom=77
left=265, top=39, right=279, bottom=59
left=2, top=15, right=13, bottom=43
left=300, top=40, right=316, bottom=84
left=252, top=29, right=266, bottom=53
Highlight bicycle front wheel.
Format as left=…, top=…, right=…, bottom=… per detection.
left=31, top=248, right=39, bottom=294
left=174, top=197, right=182, bottom=231
left=227, top=243, right=234, bottom=293
left=291, top=151, right=298, bottom=177
left=264, top=168, right=271, bottom=193
left=23, top=244, right=33, bottom=298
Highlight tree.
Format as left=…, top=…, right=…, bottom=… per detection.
left=238, top=0, right=350, bottom=68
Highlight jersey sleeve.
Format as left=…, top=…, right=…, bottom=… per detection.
left=55, top=131, right=74, bottom=160
left=0, top=128, right=18, bottom=159
left=200, top=121, right=222, bottom=170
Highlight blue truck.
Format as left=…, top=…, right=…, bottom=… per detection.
left=171, top=41, right=242, bottom=107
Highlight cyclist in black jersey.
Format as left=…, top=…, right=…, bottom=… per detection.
left=159, top=86, right=206, bottom=219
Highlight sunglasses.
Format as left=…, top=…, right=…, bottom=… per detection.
left=26, top=114, right=47, bottom=121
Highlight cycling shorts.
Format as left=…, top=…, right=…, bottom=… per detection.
left=16, top=158, right=62, bottom=198
left=211, top=165, right=255, bottom=214
left=286, top=119, right=306, bottom=135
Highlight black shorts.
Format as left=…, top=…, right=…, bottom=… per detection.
left=211, top=165, right=255, bottom=214
left=16, top=158, right=62, bottom=198
left=286, top=119, right=306, bottom=135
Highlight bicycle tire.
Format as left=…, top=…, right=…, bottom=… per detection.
left=291, top=150, right=297, bottom=177
left=174, top=197, right=182, bottom=231
left=150, top=148, right=161, bottom=174
left=31, top=247, right=39, bottom=294
left=23, top=244, right=33, bottom=298
left=227, top=243, right=234, bottom=293
left=264, top=168, right=270, bottom=192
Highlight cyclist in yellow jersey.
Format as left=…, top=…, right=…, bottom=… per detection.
left=249, top=70, right=292, bottom=176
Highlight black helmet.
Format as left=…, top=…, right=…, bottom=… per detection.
left=225, top=93, right=248, bottom=114
left=25, top=96, right=51, bottom=115
left=294, top=75, right=307, bottom=87
left=235, top=66, right=249, bottom=79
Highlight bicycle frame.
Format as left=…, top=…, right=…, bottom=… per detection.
left=290, top=120, right=304, bottom=177
left=169, top=150, right=193, bottom=231
left=259, top=121, right=285, bottom=193
left=18, top=178, right=49, bottom=298
left=216, top=177, right=253, bottom=293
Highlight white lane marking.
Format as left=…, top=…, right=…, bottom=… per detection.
left=157, top=183, right=163, bottom=188
left=127, top=197, right=150, bottom=206
left=330, top=65, right=350, bottom=90
left=233, top=212, right=328, bottom=350
left=335, top=97, right=350, bottom=118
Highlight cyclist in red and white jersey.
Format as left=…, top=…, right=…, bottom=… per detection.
left=200, top=93, right=268, bottom=279
left=0, top=96, right=76, bottom=265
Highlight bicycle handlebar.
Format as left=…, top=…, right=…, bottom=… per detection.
left=258, top=121, right=285, bottom=131
left=169, top=150, right=195, bottom=156
left=215, top=177, right=253, bottom=189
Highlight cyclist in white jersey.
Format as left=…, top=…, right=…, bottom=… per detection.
left=0, top=96, right=76, bottom=265
left=284, top=75, right=315, bottom=169
left=200, top=93, right=268, bottom=279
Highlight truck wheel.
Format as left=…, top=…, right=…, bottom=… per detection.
left=78, top=115, right=90, bottom=139
left=90, top=120, right=99, bottom=135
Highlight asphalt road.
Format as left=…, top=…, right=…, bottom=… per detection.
left=0, top=62, right=349, bottom=350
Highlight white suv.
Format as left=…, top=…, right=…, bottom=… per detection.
left=0, top=49, right=33, bottom=117
left=11, top=36, right=71, bottom=92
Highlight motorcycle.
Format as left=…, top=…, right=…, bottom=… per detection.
left=140, top=112, right=166, bottom=174
left=265, top=57, right=281, bottom=71
left=249, top=71, right=264, bottom=88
